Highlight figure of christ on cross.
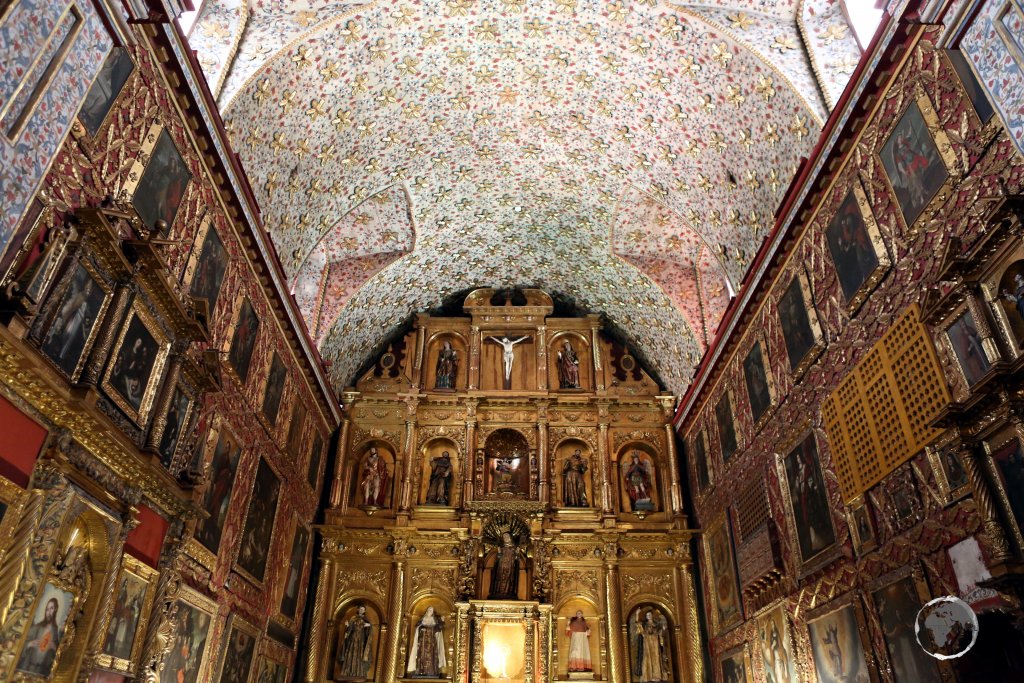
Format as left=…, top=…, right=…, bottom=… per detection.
left=485, top=334, right=530, bottom=389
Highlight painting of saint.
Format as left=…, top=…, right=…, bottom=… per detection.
left=288, top=403, right=307, bottom=460
left=622, top=451, right=656, bottom=511
left=79, top=47, right=134, bottom=136
left=561, top=448, right=588, bottom=507
left=707, top=519, right=741, bottom=630
left=159, top=599, right=211, bottom=683
left=255, top=658, right=287, bottom=683
left=40, top=262, right=106, bottom=377
left=851, top=504, right=876, bottom=553
left=1000, top=263, right=1024, bottom=345
left=565, top=610, right=592, bottom=673
left=307, top=432, right=324, bottom=488
left=359, top=447, right=389, bottom=507
left=335, top=604, right=374, bottom=680
left=692, top=431, right=710, bottom=492
left=101, top=572, right=147, bottom=661
left=110, top=313, right=161, bottom=413
left=15, top=582, right=75, bottom=677
left=280, top=525, right=309, bottom=619
left=783, top=435, right=836, bottom=563
left=720, top=647, right=749, bottom=683
left=873, top=578, right=942, bottom=683
left=946, top=49, right=994, bottom=123
left=629, top=607, right=670, bottom=682
left=557, top=339, right=581, bottom=388
left=426, top=451, right=454, bottom=505
left=261, top=353, right=287, bottom=426
left=825, top=191, right=880, bottom=303
left=188, top=226, right=228, bottom=314
left=407, top=606, right=446, bottom=677
left=778, top=276, right=815, bottom=372
left=218, top=621, right=257, bottom=683
left=133, top=129, right=191, bottom=234
left=237, top=458, right=281, bottom=582
left=881, top=102, right=949, bottom=227
left=757, top=605, right=797, bottom=683
left=807, top=605, right=870, bottom=683
left=939, top=446, right=969, bottom=491
left=716, top=393, right=738, bottom=461
left=159, top=387, right=190, bottom=469
left=195, top=431, right=242, bottom=553
left=743, top=341, right=772, bottom=424
left=947, top=310, right=989, bottom=386
left=992, top=440, right=1024, bottom=535
left=228, top=298, right=260, bottom=384
left=434, top=341, right=458, bottom=390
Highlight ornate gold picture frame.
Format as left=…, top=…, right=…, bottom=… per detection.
left=0, top=475, right=26, bottom=568
left=777, top=267, right=826, bottom=380
left=715, top=388, right=739, bottom=464
left=939, top=300, right=996, bottom=390
left=926, top=443, right=972, bottom=505
left=741, top=334, right=777, bottom=433
left=823, top=179, right=891, bottom=316
left=158, top=584, right=218, bottom=683
left=100, top=301, right=170, bottom=427
left=94, top=554, right=158, bottom=675
left=233, top=456, right=283, bottom=586
left=983, top=426, right=1024, bottom=554
left=689, top=427, right=712, bottom=496
left=703, top=512, right=743, bottom=634
left=847, top=495, right=878, bottom=555
left=805, top=593, right=876, bottom=683
left=213, top=614, right=260, bottom=683
left=755, top=601, right=797, bottom=683
left=718, top=642, right=752, bottom=683
left=777, top=430, right=840, bottom=575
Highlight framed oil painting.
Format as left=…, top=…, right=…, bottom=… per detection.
left=824, top=183, right=889, bottom=312
left=158, top=386, right=193, bottom=469
left=261, top=352, right=287, bottom=427
left=989, top=437, right=1024, bottom=546
left=995, top=259, right=1024, bottom=348
left=279, top=523, right=310, bottom=621
left=927, top=443, right=971, bottom=505
left=39, top=260, right=110, bottom=379
left=807, top=601, right=870, bottom=683
left=307, top=431, right=325, bottom=489
left=195, top=426, right=243, bottom=555
left=872, top=574, right=941, bottom=683
left=691, top=428, right=711, bottom=493
left=945, top=308, right=991, bottom=386
left=132, top=128, right=191, bottom=234
left=215, top=615, right=260, bottom=683
left=186, top=218, right=229, bottom=315
left=756, top=603, right=798, bottom=683
left=782, top=433, right=837, bottom=567
left=78, top=47, right=134, bottom=136
left=719, top=643, right=751, bottom=683
left=102, top=304, right=169, bottom=425
left=236, top=457, right=282, bottom=584
left=705, top=514, right=742, bottom=633
left=742, top=339, right=774, bottom=426
left=254, top=655, right=288, bottom=683
left=848, top=496, right=878, bottom=555
left=227, top=297, right=260, bottom=385
left=14, top=580, right=78, bottom=678
left=715, top=391, right=738, bottom=463
left=945, top=49, right=995, bottom=124
left=159, top=586, right=216, bottom=683
left=287, top=403, right=307, bottom=461
left=879, top=97, right=952, bottom=230
left=97, top=555, right=157, bottom=673
left=778, top=272, right=822, bottom=375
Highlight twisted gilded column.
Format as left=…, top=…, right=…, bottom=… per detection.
left=679, top=550, right=704, bottom=683
left=469, top=325, right=481, bottom=390
left=966, top=294, right=1001, bottom=365
left=144, top=348, right=186, bottom=453
left=659, top=396, right=683, bottom=517
left=411, top=315, right=427, bottom=389
left=590, top=317, right=604, bottom=391
left=381, top=554, right=407, bottom=682
left=538, top=401, right=550, bottom=507
left=537, top=325, right=548, bottom=391
left=973, top=443, right=1015, bottom=561
left=603, top=547, right=625, bottom=683
left=330, top=410, right=353, bottom=509
left=80, top=278, right=135, bottom=385
left=304, top=553, right=335, bottom=683
left=399, top=398, right=419, bottom=513
left=598, top=419, right=612, bottom=515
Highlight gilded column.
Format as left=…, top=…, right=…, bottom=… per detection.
left=659, top=396, right=683, bottom=517
left=966, top=294, right=1001, bottom=364
left=590, top=316, right=604, bottom=392
left=598, top=406, right=612, bottom=514
left=400, top=400, right=419, bottom=513
left=144, top=348, right=186, bottom=453
left=80, top=278, right=135, bottom=385
left=305, top=551, right=335, bottom=683
left=973, top=443, right=1014, bottom=561
left=382, top=552, right=408, bottom=682
left=330, top=407, right=353, bottom=509
left=411, top=314, right=427, bottom=389
left=464, top=401, right=478, bottom=503
left=603, top=544, right=625, bottom=683
left=678, top=547, right=704, bottom=683
left=469, top=324, right=481, bottom=390
left=537, top=324, right=548, bottom=391
left=538, top=401, right=550, bottom=507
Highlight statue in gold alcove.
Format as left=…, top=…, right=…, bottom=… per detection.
left=629, top=607, right=671, bottom=682
left=407, top=606, right=446, bottom=677
left=562, top=449, right=588, bottom=507
left=566, top=610, right=593, bottom=674
left=434, top=341, right=458, bottom=390
left=557, top=340, right=581, bottom=389
left=482, top=513, right=530, bottom=600
left=337, top=604, right=374, bottom=680
left=360, top=448, right=389, bottom=508
left=426, top=451, right=454, bottom=505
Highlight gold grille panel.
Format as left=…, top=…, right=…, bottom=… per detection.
left=822, top=305, right=951, bottom=502
left=736, top=475, right=770, bottom=540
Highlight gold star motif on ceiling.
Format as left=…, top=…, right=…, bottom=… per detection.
left=306, top=99, right=326, bottom=119
left=660, top=15, right=685, bottom=38
left=727, top=12, right=753, bottom=30
left=790, top=114, right=809, bottom=139
left=391, top=5, right=414, bottom=25
left=340, top=20, right=362, bottom=44
left=629, top=36, right=652, bottom=55
left=421, top=27, right=442, bottom=46
left=578, top=23, right=599, bottom=43
left=425, top=75, right=446, bottom=94
left=726, top=84, right=745, bottom=106
left=555, top=0, right=576, bottom=14
left=397, top=56, right=419, bottom=75
left=650, top=69, right=671, bottom=91
left=278, top=90, right=296, bottom=113
left=575, top=71, right=596, bottom=89
left=475, top=19, right=499, bottom=40
left=763, top=123, right=779, bottom=147
left=501, top=0, right=525, bottom=12
left=525, top=19, right=549, bottom=37
left=291, top=46, right=312, bottom=69
left=820, top=24, right=849, bottom=44
left=369, top=38, right=389, bottom=61
left=253, top=79, right=271, bottom=104
left=772, top=35, right=798, bottom=52
left=608, top=1, right=629, bottom=22
left=332, top=108, right=352, bottom=130
left=712, top=42, right=733, bottom=67
left=246, top=125, right=262, bottom=149
left=497, top=86, right=519, bottom=104
left=755, top=73, right=776, bottom=101
left=294, top=138, right=310, bottom=159
left=448, top=46, right=470, bottom=64
left=446, top=0, right=472, bottom=17
left=319, top=60, right=341, bottom=82
left=317, top=144, right=335, bottom=165
left=678, top=55, right=701, bottom=78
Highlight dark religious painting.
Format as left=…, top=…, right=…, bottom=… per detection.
left=288, top=403, right=307, bottom=460
left=947, top=309, right=990, bottom=386
left=742, top=341, right=771, bottom=423
left=79, top=47, right=134, bottom=135
left=109, top=312, right=161, bottom=413
left=692, top=430, right=710, bottom=492
left=280, top=525, right=310, bottom=619
left=228, top=298, right=260, bottom=384
left=196, top=431, right=242, bottom=553
left=716, top=393, right=738, bottom=462
left=939, top=445, right=969, bottom=491
left=132, top=128, right=191, bottom=233
left=873, top=578, right=941, bottom=683
left=778, top=276, right=816, bottom=372
left=998, top=260, right=1024, bottom=345
left=308, top=432, right=325, bottom=488
left=946, top=49, right=995, bottom=123
left=783, top=435, right=836, bottom=563
left=189, top=226, right=228, bottom=313
left=40, top=262, right=106, bottom=377
left=807, top=605, right=869, bottom=683
left=992, top=440, right=1024, bottom=536
left=707, top=518, right=742, bottom=630
left=217, top=620, right=257, bottom=683
left=720, top=647, right=749, bottom=683
left=880, top=101, right=948, bottom=228
left=159, top=387, right=190, bottom=468
left=825, top=191, right=879, bottom=303
left=261, top=352, right=287, bottom=426
left=257, top=657, right=288, bottom=683
left=15, top=582, right=75, bottom=677
left=237, top=458, right=281, bottom=582
left=159, top=599, right=212, bottom=683
left=101, top=571, right=147, bottom=661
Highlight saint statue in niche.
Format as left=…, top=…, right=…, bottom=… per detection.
left=562, top=449, right=588, bottom=507
left=489, top=532, right=522, bottom=599
left=434, top=341, right=458, bottom=390
left=360, top=448, right=389, bottom=508
left=623, top=452, right=655, bottom=511
left=486, top=335, right=530, bottom=389
left=557, top=340, right=581, bottom=388
left=630, top=609, right=670, bottom=682
left=566, top=610, right=593, bottom=673
left=336, top=605, right=373, bottom=679
left=426, top=451, right=454, bottom=505
left=491, top=457, right=521, bottom=494
left=407, top=606, right=446, bottom=677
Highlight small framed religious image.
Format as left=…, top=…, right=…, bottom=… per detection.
left=261, top=352, right=288, bottom=428
left=755, top=602, right=798, bottom=683
left=926, top=443, right=971, bottom=505
left=715, top=390, right=739, bottom=463
left=779, top=431, right=838, bottom=572
left=130, top=127, right=192, bottom=234
left=742, top=336, right=776, bottom=428
left=193, top=423, right=244, bottom=559
left=158, top=585, right=218, bottom=683
left=235, top=457, right=282, bottom=585
left=95, top=555, right=158, bottom=674
left=689, top=428, right=712, bottom=494
left=214, top=614, right=260, bottom=683
left=847, top=496, right=878, bottom=555
left=806, top=596, right=874, bottom=683
left=77, top=47, right=135, bottom=137
left=226, top=296, right=260, bottom=386
left=704, top=513, right=743, bottom=634
left=879, top=89, right=957, bottom=232
left=157, top=385, right=194, bottom=470
left=824, top=180, right=890, bottom=314
left=718, top=643, right=752, bottom=683
left=776, top=269, right=825, bottom=378
left=14, top=579, right=80, bottom=678
left=990, top=257, right=1024, bottom=352
left=184, top=216, right=229, bottom=317
left=37, top=257, right=112, bottom=381
left=942, top=305, right=993, bottom=387
left=101, top=303, right=170, bottom=426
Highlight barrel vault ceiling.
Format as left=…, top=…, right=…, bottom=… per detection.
left=189, top=0, right=861, bottom=395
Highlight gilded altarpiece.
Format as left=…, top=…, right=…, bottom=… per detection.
left=307, top=290, right=702, bottom=683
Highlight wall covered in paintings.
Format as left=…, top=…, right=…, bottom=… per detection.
left=680, top=13, right=1024, bottom=683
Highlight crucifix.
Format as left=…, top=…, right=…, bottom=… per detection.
left=486, top=334, right=530, bottom=389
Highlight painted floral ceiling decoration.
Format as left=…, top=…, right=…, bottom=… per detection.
left=192, top=0, right=860, bottom=395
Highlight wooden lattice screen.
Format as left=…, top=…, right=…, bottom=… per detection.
left=822, top=305, right=951, bottom=502
left=736, top=475, right=770, bottom=541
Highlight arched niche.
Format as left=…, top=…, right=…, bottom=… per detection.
left=418, top=437, right=460, bottom=507
left=484, top=428, right=531, bottom=497
left=480, top=331, right=537, bottom=391
left=348, top=441, right=396, bottom=510
left=996, top=259, right=1024, bottom=347
left=331, top=600, right=384, bottom=682
left=548, top=331, right=592, bottom=391
left=616, top=443, right=662, bottom=514
left=478, top=513, right=531, bottom=601
left=553, top=438, right=593, bottom=509
left=424, top=331, right=468, bottom=391
left=626, top=603, right=677, bottom=683
left=555, top=596, right=603, bottom=680
left=404, top=595, right=454, bottom=679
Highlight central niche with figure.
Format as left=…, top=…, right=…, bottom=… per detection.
left=481, top=513, right=531, bottom=600
left=485, top=429, right=531, bottom=497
